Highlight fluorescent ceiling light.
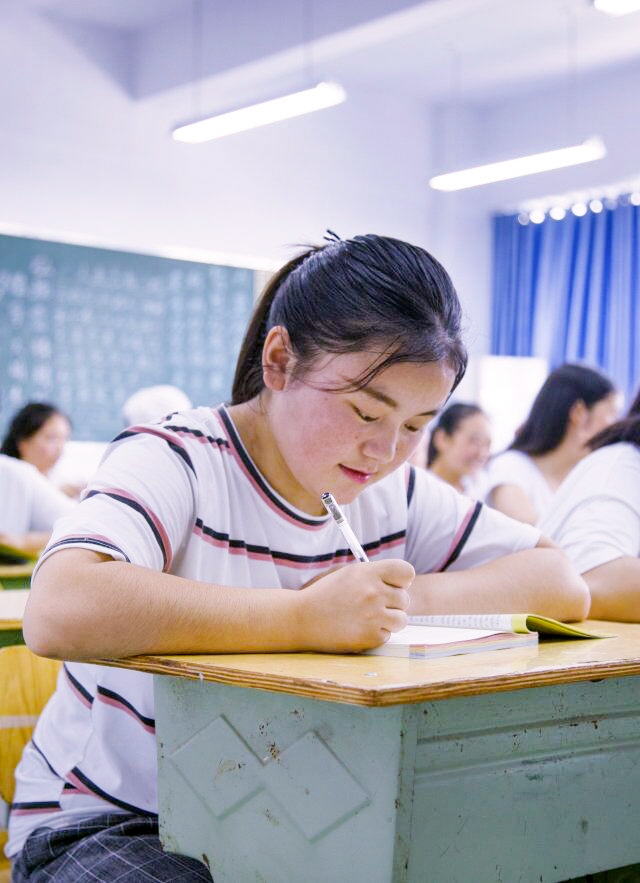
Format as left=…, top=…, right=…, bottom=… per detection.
left=593, top=0, right=640, bottom=15
left=172, top=81, right=346, bottom=143
left=429, top=137, right=607, bottom=192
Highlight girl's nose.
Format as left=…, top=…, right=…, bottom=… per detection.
left=361, top=426, right=399, bottom=463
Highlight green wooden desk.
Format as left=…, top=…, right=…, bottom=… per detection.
left=97, top=623, right=640, bottom=883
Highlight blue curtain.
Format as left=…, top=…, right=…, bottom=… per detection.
left=491, top=203, right=640, bottom=406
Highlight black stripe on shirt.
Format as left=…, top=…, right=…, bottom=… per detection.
left=112, top=429, right=195, bottom=475
left=69, top=767, right=155, bottom=817
left=10, top=800, right=60, bottom=812
left=218, top=407, right=322, bottom=528
left=164, top=425, right=230, bottom=450
left=440, top=501, right=483, bottom=571
left=31, top=737, right=64, bottom=780
left=406, top=465, right=416, bottom=507
left=63, top=664, right=94, bottom=705
left=84, top=490, right=168, bottom=569
left=196, top=519, right=405, bottom=564
left=47, top=536, right=130, bottom=561
left=96, top=686, right=155, bottom=730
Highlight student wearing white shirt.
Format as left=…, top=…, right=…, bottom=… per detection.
left=485, top=363, right=620, bottom=525
left=9, top=234, right=588, bottom=882
left=413, top=402, right=491, bottom=498
left=0, top=453, right=75, bottom=556
left=541, top=388, right=640, bottom=621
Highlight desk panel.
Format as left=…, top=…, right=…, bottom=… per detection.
left=155, top=674, right=640, bottom=883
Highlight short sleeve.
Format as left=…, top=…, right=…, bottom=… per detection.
left=406, top=467, right=540, bottom=573
left=541, top=444, right=640, bottom=574
left=37, top=427, right=197, bottom=574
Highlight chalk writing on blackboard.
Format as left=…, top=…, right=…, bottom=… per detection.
left=0, top=235, right=256, bottom=441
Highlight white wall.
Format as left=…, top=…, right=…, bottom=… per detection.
left=2, top=8, right=640, bottom=376
left=0, top=13, right=433, bottom=269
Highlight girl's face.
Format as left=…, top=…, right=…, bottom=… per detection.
left=583, top=392, right=621, bottom=441
left=17, top=413, right=70, bottom=474
left=434, top=413, right=491, bottom=478
left=254, top=346, right=455, bottom=515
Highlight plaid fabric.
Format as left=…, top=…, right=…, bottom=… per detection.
left=10, top=812, right=213, bottom=882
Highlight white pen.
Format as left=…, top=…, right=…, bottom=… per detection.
left=321, top=491, right=369, bottom=562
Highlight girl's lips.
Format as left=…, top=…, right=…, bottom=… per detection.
left=340, top=465, right=374, bottom=484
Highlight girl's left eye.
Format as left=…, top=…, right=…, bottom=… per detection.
left=404, top=423, right=421, bottom=433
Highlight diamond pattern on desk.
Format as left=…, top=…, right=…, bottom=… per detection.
left=167, top=715, right=370, bottom=842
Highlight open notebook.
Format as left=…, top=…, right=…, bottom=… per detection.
left=364, top=624, right=538, bottom=659
left=365, top=612, right=614, bottom=659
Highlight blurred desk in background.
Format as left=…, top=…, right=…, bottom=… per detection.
left=0, top=564, right=33, bottom=591
left=0, top=588, right=27, bottom=646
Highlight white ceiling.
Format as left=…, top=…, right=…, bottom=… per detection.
left=16, top=0, right=640, bottom=109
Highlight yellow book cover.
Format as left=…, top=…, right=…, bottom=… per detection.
left=408, top=614, right=614, bottom=639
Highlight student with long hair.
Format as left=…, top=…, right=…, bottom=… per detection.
left=423, top=402, right=491, bottom=496
left=541, top=387, right=640, bottom=621
left=1, top=402, right=81, bottom=497
left=485, top=363, right=620, bottom=525
left=9, top=234, right=588, bottom=881
left=1, top=402, right=71, bottom=478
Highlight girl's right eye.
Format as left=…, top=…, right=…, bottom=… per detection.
left=353, top=406, right=378, bottom=423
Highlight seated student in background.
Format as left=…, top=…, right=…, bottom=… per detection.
left=485, top=363, right=619, bottom=525
left=121, top=384, right=192, bottom=426
left=421, top=402, right=491, bottom=497
left=0, top=401, right=80, bottom=498
left=9, top=234, right=588, bottom=882
left=541, top=387, right=640, bottom=622
left=0, top=452, right=75, bottom=558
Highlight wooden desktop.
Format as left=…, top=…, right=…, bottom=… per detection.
left=95, top=622, right=640, bottom=883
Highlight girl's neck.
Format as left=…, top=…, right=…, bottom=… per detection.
left=531, top=438, right=586, bottom=491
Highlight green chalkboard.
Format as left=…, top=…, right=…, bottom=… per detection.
left=0, top=234, right=257, bottom=441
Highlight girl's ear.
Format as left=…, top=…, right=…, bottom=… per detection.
left=568, top=399, right=588, bottom=430
left=431, top=426, right=447, bottom=455
left=262, top=326, right=295, bottom=391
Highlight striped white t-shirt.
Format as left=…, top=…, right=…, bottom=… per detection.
left=8, top=404, right=539, bottom=856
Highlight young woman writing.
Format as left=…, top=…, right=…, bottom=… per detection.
left=9, top=234, right=588, bottom=881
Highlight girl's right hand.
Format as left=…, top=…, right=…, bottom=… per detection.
left=295, top=558, right=414, bottom=652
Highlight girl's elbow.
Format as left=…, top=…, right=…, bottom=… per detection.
left=553, top=552, right=591, bottom=620
left=570, top=578, right=592, bottom=621
left=22, top=611, right=66, bottom=660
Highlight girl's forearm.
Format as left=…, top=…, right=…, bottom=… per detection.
left=409, top=547, right=590, bottom=621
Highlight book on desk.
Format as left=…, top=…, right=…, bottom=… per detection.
left=366, top=614, right=614, bottom=659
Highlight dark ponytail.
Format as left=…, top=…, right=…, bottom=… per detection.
left=231, top=234, right=467, bottom=405
left=232, top=251, right=310, bottom=404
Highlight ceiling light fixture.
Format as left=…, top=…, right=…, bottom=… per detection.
left=593, top=0, right=640, bottom=15
left=172, top=81, right=346, bottom=143
left=428, top=136, right=606, bottom=191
